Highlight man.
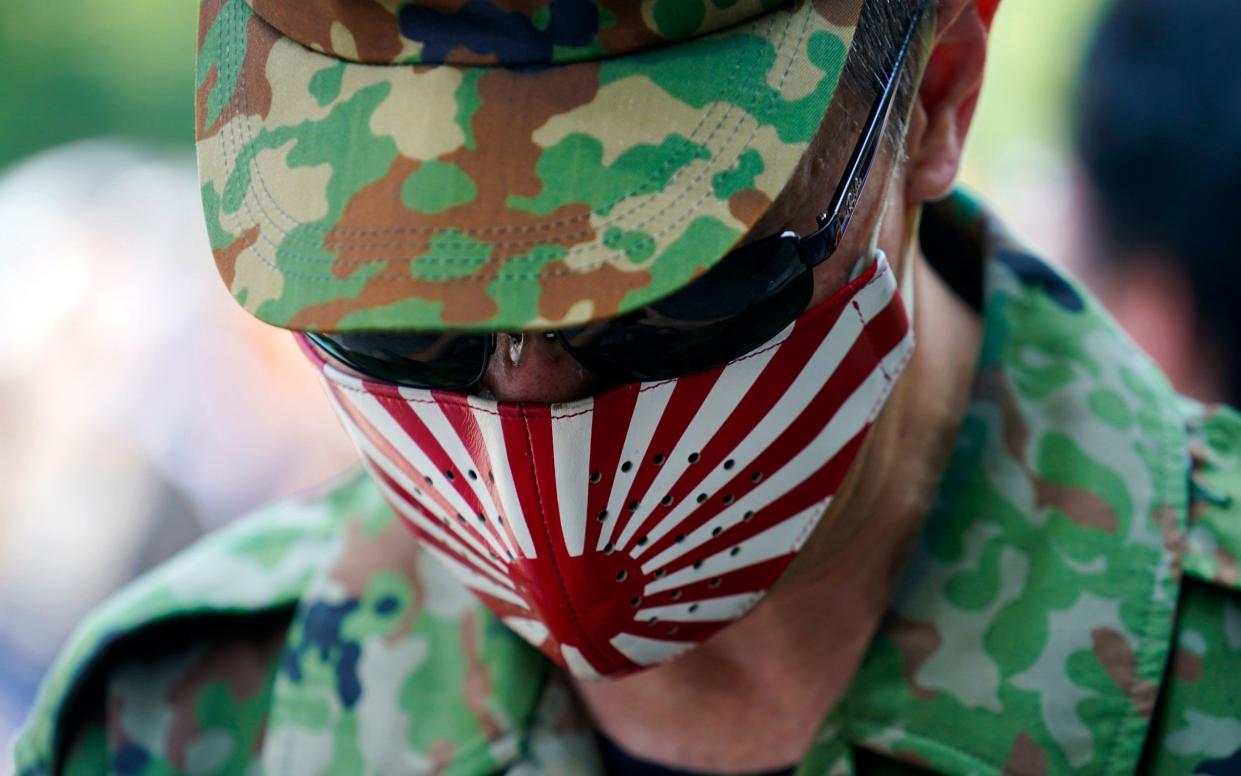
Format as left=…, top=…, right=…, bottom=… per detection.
left=13, top=0, right=1241, bottom=774
left=1072, top=0, right=1241, bottom=409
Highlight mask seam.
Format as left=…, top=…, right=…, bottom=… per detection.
left=516, top=403, right=615, bottom=672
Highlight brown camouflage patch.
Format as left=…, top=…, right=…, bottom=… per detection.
left=1004, top=732, right=1048, bottom=776
left=460, top=610, right=503, bottom=741
left=885, top=613, right=941, bottom=701
left=1173, top=648, right=1204, bottom=683
left=250, top=0, right=405, bottom=63
left=1091, top=627, right=1158, bottom=716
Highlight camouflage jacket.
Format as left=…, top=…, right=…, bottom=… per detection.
left=12, top=194, right=1241, bottom=775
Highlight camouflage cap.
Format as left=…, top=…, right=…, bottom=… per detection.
left=196, top=0, right=865, bottom=332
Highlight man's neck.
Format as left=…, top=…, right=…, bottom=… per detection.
left=570, top=250, right=983, bottom=773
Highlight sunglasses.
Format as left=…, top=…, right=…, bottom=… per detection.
left=308, top=4, right=925, bottom=390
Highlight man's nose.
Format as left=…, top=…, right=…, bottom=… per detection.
left=477, top=333, right=601, bottom=404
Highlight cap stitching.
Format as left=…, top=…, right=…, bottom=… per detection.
left=223, top=1, right=779, bottom=241
left=216, top=4, right=818, bottom=282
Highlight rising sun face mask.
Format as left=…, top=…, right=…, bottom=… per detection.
left=301, top=252, right=912, bottom=679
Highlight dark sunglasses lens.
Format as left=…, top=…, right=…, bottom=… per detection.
left=312, top=331, right=490, bottom=389
left=563, top=237, right=813, bottom=381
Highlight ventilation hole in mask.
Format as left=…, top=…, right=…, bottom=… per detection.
left=488, top=471, right=495, bottom=483
left=723, top=459, right=735, bottom=470
left=597, top=509, right=609, bottom=523
left=604, top=543, right=615, bottom=555
left=489, top=551, right=500, bottom=560
left=467, top=469, right=478, bottom=481
left=440, top=517, right=449, bottom=526
left=413, top=487, right=423, bottom=497
left=696, top=493, right=707, bottom=504
left=621, top=461, right=633, bottom=474
left=456, top=513, right=466, bottom=523
left=506, top=550, right=514, bottom=560
left=647, top=616, right=658, bottom=625
left=742, top=511, right=755, bottom=522
left=652, top=453, right=666, bottom=466
left=708, top=578, right=722, bottom=589
left=671, top=590, right=683, bottom=601
left=637, top=535, right=648, bottom=547
left=627, top=500, right=639, bottom=512
left=616, top=570, right=628, bottom=582
left=751, top=471, right=764, bottom=483
left=589, top=470, right=602, bottom=484
left=495, top=514, right=504, bottom=526
left=630, top=596, right=642, bottom=608
left=476, top=513, right=486, bottom=524
left=661, top=494, right=674, bottom=506
left=425, top=475, right=434, bottom=486
left=445, top=469, right=456, bottom=481
left=688, top=452, right=701, bottom=464
left=688, top=604, right=699, bottom=613
left=655, top=568, right=667, bottom=578
left=675, top=533, right=687, bottom=544
left=722, top=494, right=735, bottom=505
left=711, top=526, right=723, bottom=537
left=730, top=546, right=741, bottom=557
left=668, top=625, right=680, bottom=635
left=692, top=560, right=703, bottom=570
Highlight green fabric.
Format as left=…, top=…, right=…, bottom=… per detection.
left=13, top=193, right=1241, bottom=775
left=195, top=0, right=862, bottom=332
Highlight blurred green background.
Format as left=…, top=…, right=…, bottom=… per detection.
left=0, top=1, right=197, bottom=170
left=0, top=0, right=1109, bottom=189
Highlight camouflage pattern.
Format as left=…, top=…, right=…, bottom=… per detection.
left=13, top=192, right=1241, bottom=775
left=195, top=0, right=865, bottom=333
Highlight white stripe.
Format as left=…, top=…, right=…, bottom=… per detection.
left=423, top=545, right=528, bottom=609
left=595, top=380, right=677, bottom=551
left=370, top=468, right=512, bottom=586
left=550, top=401, right=594, bottom=556
left=640, top=350, right=902, bottom=571
left=642, top=501, right=825, bottom=591
left=322, top=382, right=504, bottom=568
left=561, top=645, right=604, bottom=679
left=609, top=633, right=695, bottom=667
left=468, top=397, right=537, bottom=560
left=339, top=388, right=511, bottom=560
left=613, top=336, right=786, bottom=554
left=635, top=592, right=761, bottom=623
left=342, top=423, right=501, bottom=566
left=633, top=272, right=899, bottom=558
left=502, top=617, right=550, bottom=647
left=403, top=396, right=517, bottom=561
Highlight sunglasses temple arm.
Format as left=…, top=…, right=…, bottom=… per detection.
left=805, top=3, right=928, bottom=269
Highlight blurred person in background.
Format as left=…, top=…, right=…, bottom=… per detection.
left=1072, top=0, right=1241, bottom=408
left=0, top=142, right=354, bottom=751
left=10, top=0, right=1241, bottom=775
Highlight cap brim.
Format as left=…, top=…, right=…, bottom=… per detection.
left=196, top=0, right=861, bottom=332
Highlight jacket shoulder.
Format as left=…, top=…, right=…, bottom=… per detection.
left=1141, top=402, right=1241, bottom=773
left=1182, top=401, right=1241, bottom=589
left=12, top=468, right=382, bottom=776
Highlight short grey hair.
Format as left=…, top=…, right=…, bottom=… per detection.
left=840, top=0, right=937, bottom=152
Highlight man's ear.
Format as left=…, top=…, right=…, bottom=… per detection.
left=905, top=0, right=1000, bottom=204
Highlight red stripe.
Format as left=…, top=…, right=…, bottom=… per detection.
left=431, top=393, right=533, bottom=560
left=327, top=383, right=466, bottom=537
left=637, top=293, right=907, bottom=562
left=367, top=462, right=507, bottom=577
left=582, top=384, right=641, bottom=553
